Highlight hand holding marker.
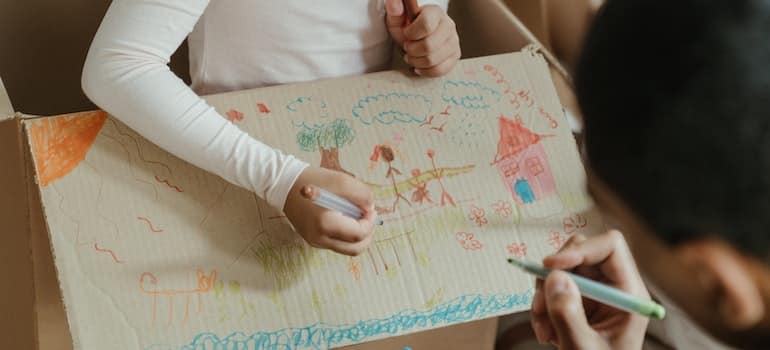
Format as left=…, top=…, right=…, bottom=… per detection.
left=301, top=185, right=384, bottom=226
left=508, top=258, right=666, bottom=320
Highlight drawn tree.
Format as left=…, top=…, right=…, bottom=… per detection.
left=296, top=119, right=355, bottom=176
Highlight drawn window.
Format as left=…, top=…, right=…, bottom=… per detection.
left=502, top=162, right=519, bottom=177
left=526, top=157, right=544, bottom=176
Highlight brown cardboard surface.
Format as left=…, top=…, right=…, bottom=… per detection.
left=0, top=77, right=13, bottom=116
left=26, top=143, right=73, bottom=350
left=23, top=50, right=601, bottom=350
left=0, top=116, right=36, bottom=349
left=1, top=2, right=588, bottom=348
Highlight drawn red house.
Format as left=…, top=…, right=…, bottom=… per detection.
left=491, top=116, right=556, bottom=205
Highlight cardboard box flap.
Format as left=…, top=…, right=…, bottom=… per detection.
left=23, top=51, right=601, bottom=350
left=0, top=114, right=36, bottom=349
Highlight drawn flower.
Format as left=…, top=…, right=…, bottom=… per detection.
left=409, top=169, right=433, bottom=205
left=427, top=148, right=435, bottom=159
left=492, top=200, right=512, bottom=218
left=547, top=231, right=567, bottom=250
left=455, top=232, right=484, bottom=251
left=507, top=242, right=527, bottom=258
left=563, top=214, right=588, bottom=235
left=225, top=109, right=245, bottom=122
left=468, top=205, right=488, bottom=227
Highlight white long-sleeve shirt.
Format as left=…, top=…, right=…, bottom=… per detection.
left=82, top=0, right=448, bottom=210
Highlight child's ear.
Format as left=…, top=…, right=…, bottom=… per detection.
left=675, top=239, right=765, bottom=330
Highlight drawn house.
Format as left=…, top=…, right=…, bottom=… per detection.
left=491, top=116, right=556, bottom=205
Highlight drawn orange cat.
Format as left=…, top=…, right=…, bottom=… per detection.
left=139, top=269, right=218, bottom=325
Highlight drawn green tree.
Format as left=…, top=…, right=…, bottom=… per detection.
left=296, top=119, right=356, bottom=176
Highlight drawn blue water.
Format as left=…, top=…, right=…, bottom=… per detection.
left=163, top=291, right=531, bottom=350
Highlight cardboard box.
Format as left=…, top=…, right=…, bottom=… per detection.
left=0, top=77, right=12, bottom=116
left=0, top=1, right=590, bottom=349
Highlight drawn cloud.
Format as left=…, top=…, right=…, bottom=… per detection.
left=441, top=80, right=501, bottom=110
left=286, top=96, right=330, bottom=118
left=351, top=93, right=432, bottom=125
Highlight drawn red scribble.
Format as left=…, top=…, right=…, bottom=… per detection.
left=392, top=132, right=404, bottom=143
left=137, top=216, right=163, bottom=233
left=409, top=168, right=433, bottom=205
left=492, top=200, right=513, bottom=218
left=419, top=115, right=436, bottom=127
left=507, top=242, right=528, bottom=259
left=467, top=205, right=488, bottom=227
left=430, top=122, right=447, bottom=132
left=225, top=109, right=244, bottom=122
left=349, top=258, right=362, bottom=281
left=94, top=243, right=125, bottom=264
left=427, top=149, right=456, bottom=206
left=419, top=114, right=448, bottom=132
left=256, top=103, right=271, bottom=114
left=154, top=175, right=183, bottom=192
left=548, top=231, right=567, bottom=250
left=456, top=232, right=483, bottom=251
left=517, top=90, right=534, bottom=107
left=563, top=214, right=588, bottom=235
left=538, top=106, right=559, bottom=129
left=483, top=64, right=520, bottom=108
left=440, top=106, right=451, bottom=116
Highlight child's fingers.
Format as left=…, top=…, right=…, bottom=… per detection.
left=404, top=17, right=454, bottom=57
left=319, top=232, right=374, bottom=257
left=543, top=230, right=644, bottom=289
left=385, top=0, right=405, bottom=22
left=405, top=32, right=458, bottom=69
left=319, top=212, right=369, bottom=243
left=415, top=52, right=460, bottom=77
left=334, top=177, right=374, bottom=209
left=385, top=0, right=407, bottom=44
left=531, top=280, right=557, bottom=344
left=403, top=5, right=444, bottom=41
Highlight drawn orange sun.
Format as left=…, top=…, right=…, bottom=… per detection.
left=28, top=111, right=108, bottom=186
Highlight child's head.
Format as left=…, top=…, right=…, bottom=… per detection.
left=577, top=0, right=770, bottom=346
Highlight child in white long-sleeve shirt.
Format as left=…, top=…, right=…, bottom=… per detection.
left=82, top=0, right=461, bottom=256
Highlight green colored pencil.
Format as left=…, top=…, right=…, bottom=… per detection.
left=507, top=258, right=666, bottom=320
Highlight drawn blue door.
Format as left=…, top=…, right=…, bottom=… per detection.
left=514, top=178, right=535, bottom=204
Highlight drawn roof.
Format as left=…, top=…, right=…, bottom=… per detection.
left=492, top=116, right=544, bottom=164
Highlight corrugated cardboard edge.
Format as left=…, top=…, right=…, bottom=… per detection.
left=454, top=0, right=579, bottom=125
left=20, top=114, right=75, bottom=350
left=0, top=113, right=37, bottom=349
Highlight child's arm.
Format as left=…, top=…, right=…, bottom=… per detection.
left=386, top=0, right=460, bottom=77
left=82, top=0, right=375, bottom=256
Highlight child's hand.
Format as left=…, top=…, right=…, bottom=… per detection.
left=283, top=167, right=377, bottom=256
left=386, top=0, right=461, bottom=77
left=530, top=231, right=650, bottom=349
